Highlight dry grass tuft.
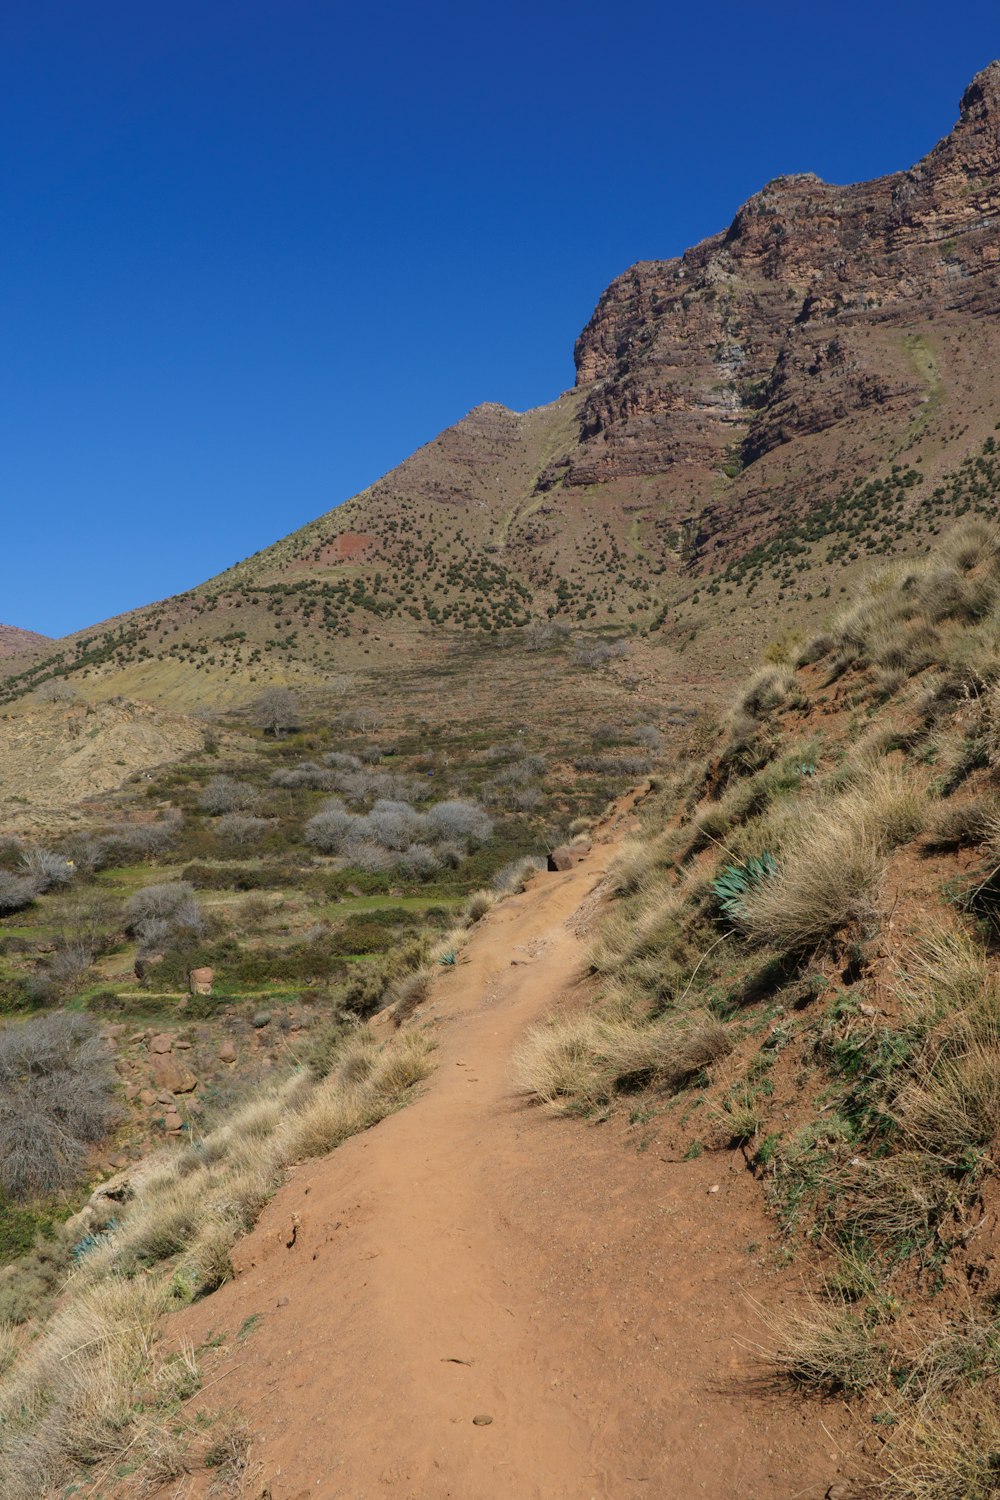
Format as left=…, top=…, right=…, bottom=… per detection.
left=840, top=1152, right=955, bottom=1247
left=899, top=925, right=992, bottom=1025
left=737, top=766, right=925, bottom=951
left=390, top=967, right=434, bottom=1026
left=464, top=888, right=496, bottom=922
left=895, top=1033, right=1000, bottom=1159
left=513, top=1010, right=732, bottom=1112
left=878, top=1386, right=1000, bottom=1499
left=752, top=1293, right=890, bottom=1396
left=922, top=796, right=996, bottom=851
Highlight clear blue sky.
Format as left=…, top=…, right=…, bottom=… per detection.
left=3, top=1, right=998, bottom=637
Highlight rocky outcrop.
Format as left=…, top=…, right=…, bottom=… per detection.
left=570, top=63, right=1000, bottom=481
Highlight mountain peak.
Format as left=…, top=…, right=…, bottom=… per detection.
left=959, top=59, right=1000, bottom=121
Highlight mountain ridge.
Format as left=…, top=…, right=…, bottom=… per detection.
left=6, top=64, right=1000, bottom=710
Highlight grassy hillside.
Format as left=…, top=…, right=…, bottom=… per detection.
left=515, top=518, right=1000, bottom=1493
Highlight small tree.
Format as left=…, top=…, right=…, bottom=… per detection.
left=250, top=687, right=300, bottom=737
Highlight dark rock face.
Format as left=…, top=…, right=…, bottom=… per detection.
left=569, top=63, right=1000, bottom=482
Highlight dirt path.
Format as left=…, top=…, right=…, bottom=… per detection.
left=167, top=797, right=860, bottom=1500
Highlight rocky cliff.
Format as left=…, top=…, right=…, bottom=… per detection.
left=570, top=62, right=1000, bottom=481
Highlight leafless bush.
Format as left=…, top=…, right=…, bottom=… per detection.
left=0, top=872, right=40, bottom=915
left=304, top=803, right=365, bottom=854
left=365, top=800, right=428, bottom=850
left=359, top=770, right=427, bottom=804
left=217, top=813, right=270, bottom=846
left=351, top=843, right=397, bottom=874
left=199, top=775, right=258, bottom=814
left=124, top=882, right=204, bottom=943
left=424, top=800, right=493, bottom=848
left=47, top=943, right=93, bottom=990
left=630, top=724, right=664, bottom=753
left=492, top=756, right=546, bottom=787
left=323, top=751, right=363, bottom=771
left=575, top=754, right=652, bottom=777
left=0, top=1013, right=120, bottom=1198
left=483, top=742, right=519, bottom=763
left=523, top=620, right=570, bottom=652
left=127, top=820, right=180, bottom=858
left=23, top=849, right=75, bottom=891
left=572, top=637, right=631, bottom=668
left=269, top=761, right=338, bottom=790
left=306, top=793, right=493, bottom=870
left=396, top=844, right=443, bottom=878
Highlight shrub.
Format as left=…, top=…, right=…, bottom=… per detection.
left=365, top=799, right=427, bottom=850
left=630, top=724, right=664, bottom=753
left=0, top=873, right=39, bottom=916
left=572, top=637, right=630, bottom=668
left=216, top=813, right=269, bottom=846
left=199, top=776, right=258, bottom=815
left=97, top=818, right=180, bottom=863
left=269, top=762, right=337, bottom=790
left=22, top=850, right=75, bottom=892
left=322, top=751, right=363, bottom=771
left=423, top=799, right=492, bottom=848
left=124, top=882, right=204, bottom=949
left=0, top=1014, right=120, bottom=1199
left=395, top=844, right=442, bottom=879
left=304, top=802, right=365, bottom=854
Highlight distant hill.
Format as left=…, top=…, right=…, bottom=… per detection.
left=7, top=63, right=1000, bottom=709
left=0, top=623, right=52, bottom=661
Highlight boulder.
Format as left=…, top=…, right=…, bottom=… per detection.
left=218, top=1039, right=237, bottom=1063
left=149, top=1033, right=172, bottom=1055
left=189, top=966, right=213, bottom=996
left=150, top=1055, right=198, bottom=1094
left=547, top=842, right=591, bottom=872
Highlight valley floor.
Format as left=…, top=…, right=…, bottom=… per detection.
left=153, top=794, right=860, bottom=1500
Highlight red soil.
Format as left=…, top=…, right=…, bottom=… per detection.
left=157, top=797, right=862, bottom=1499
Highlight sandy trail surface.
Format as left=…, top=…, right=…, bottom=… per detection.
left=164, top=796, right=859, bottom=1499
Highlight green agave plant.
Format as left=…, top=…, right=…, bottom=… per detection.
left=712, top=851, right=778, bottom=921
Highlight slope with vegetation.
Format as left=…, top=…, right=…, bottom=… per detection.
left=515, top=518, right=1000, bottom=1494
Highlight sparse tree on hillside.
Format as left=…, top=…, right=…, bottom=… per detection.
left=250, top=687, right=300, bottom=737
